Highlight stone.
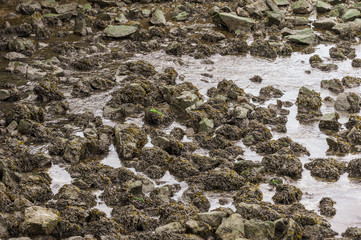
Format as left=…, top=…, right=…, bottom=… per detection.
left=266, top=0, right=280, bottom=11
left=317, top=1, right=332, bottom=13
left=8, top=38, right=36, bottom=55
left=198, top=118, right=214, bottom=133
left=342, top=227, right=361, bottom=239
left=352, top=58, right=361, bottom=67
left=173, top=12, right=188, bottom=21
left=332, top=19, right=361, bottom=34
left=4, top=52, right=28, bottom=61
left=274, top=218, right=303, bottom=239
left=334, top=92, right=361, bottom=113
left=321, top=79, right=344, bottom=94
left=347, top=158, right=361, bottom=178
left=292, top=0, right=311, bottom=14
left=272, top=184, right=302, bottom=204
left=286, top=28, right=317, bottom=45
left=175, top=91, right=200, bottom=110
left=104, top=25, right=138, bottom=38
left=313, top=17, right=337, bottom=30
left=24, top=206, right=59, bottom=235
left=54, top=3, right=77, bottom=14
left=296, top=86, right=322, bottom=122
left=214, top=12, right=256, bottom=32
left=319, top=112, right=341, bottom=131
left=197, top=211, right=227, bottom=228
left=275, top=0, right=289, bottom=6
left=150, top=9, right=166, bottom=25
left=267, top=11, right=285, bottom=25
left=286, top=16, right=311, bottom=26
left=155, top=222, right=185, bottom=234
left=342, top=9, right=361, bottom=22
left=18, top=119, right=34, bottom=134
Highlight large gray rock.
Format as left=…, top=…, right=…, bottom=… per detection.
left=8, top=38, right=36, bottom=55
left=342, top=9, right=361, bottom=22
left=104, top=25, right=138, bottom=38
left=155, top=222, right=185, bottom=234
left=319, top=112, right=341, bottom=131
left=313, top=17, right=337, bottom=30
left=214, top=12, right=256, bottom=32
left=334, top=92, right=361, bottom=113
left=114, top=123, right=147, bottom=159
left=316, top=1, right=332, bottom=13
left=198, top=118, right=214, bottom=133
left=24, top=206, right=59, bottom=235
left=286, top=28, right=317, bottom=45
left=216, top=213, right=275, bottom=240
left=292, top=0, right=311, bottom=14
left=3, top=52, right=28, bottom=61
left=151, top=9, right=166, bottom=25
left=197, top=211, right=228, bottom=228
left=332, top=19, right=361, bottom=34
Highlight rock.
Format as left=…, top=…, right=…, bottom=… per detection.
left=317, top=1, right=332, bottom=13
left=176, top=91, right=201, bottom=110
left=332, top=19, right=361, bottom=35
left=266, top=0, right=280, bottom=12
left=334, top=92, right=361, bottom=113
left=151, top=9, right=166, bottom=25
left=319, top=197, right=336, bottom=217
left=155, top=222, right=185, bottom=234
left=54, top=3, right=77, bottom=14
left=104, top=25, right=138, bottom=38
left=197, top=211, right=228, bottom=229
left=286, top=28, right=317, bottom=45
left=313, top=17, right=337, bottom=30
left=272, top=184, right=302, bottom=204
left=329, top=43, right=356, bottom=60
left=173, top=12, right=188, bottom=21
left=8, top=38, right=36, bottom=55
left=114, top=123, right=147, bottom=160
left=275, top=0, right=289, bottom=6
left=165, top=41, right=183, bottom=56
left=249, top=75, right=263, bottom=83
left=342, top=9, right=361, bottom=22
left=352, top=58, right=361, bottom=67
left=321, top=79, right=344, bottom=94
left=342, top=76, right=361, bottom=88
left=198, top=118, right=214, bottom=133
left=214, top=12, right=256, bottom=32
left=304, top=158, right=346, bottom=181
left=319, top=112, right=341, bottom=131
left=24, top=206, right=59, bottom=235
left=326, top=136, right=351, bottom=155
left=274, top=218, right=303, bottom=239
left=292, top=0, right=311, bottom=14
left=342, top=227, right=361, bottom=239
left=216, top=213, right=275, bottom=240
left=286, top=16, right=311, bottom=26
left=201, top=30, right=226, bottom=42
left=296, top=86, right=323, bottom=121
left=4, top=52, right=28, bottom=61
left=249, top=40, right=277, bottom=58
left=267, top=11, right=285, bottom=25
left=185, top=220, right=212, bottom=238
left=347, top=158, right=361, bottom=178
left=262, top=154, right=303, bottom=179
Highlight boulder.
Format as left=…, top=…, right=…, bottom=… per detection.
left=24, top=206, right=59, bottom=235
left=197, top=211, right=228, bottom=229
left=155, top=222, right=185, bottom=234
left=352, top=58, right=361, bottom=67
left=319, top=197, right=336, bottom=217
left=267, top=11, right=285, bottom=25
left=286, top=28, right=317, bottom=45
left=319, top=112, right=341, bottom=131
left=296, top=86, right=322, bottom=121
left=292, top=0, right=311, bottom=14
left=214, top=12, right=256, bottom=32
left=347, top=158, right=361, bottom=178
left=334, top=92, right=361, bottom=113
left=304, top=158, right=346, bottom=181
left=342, top=9, right=361, bottom=22
left=317, top=1, right=332, bottom=13
left=262, top=154, right=303, bottom=179
left=313, top=17, right=337, bottom=30
left=104, top=25, right=138, bottom=38
left=272, top=184, right=302, bottom=204
left=151, top=9, right=166, bottom=25
left=198, top=118, right=214, bottom=133
left=320, top=79, right=344, bottom=94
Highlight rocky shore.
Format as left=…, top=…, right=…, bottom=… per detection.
left=1, top=0, right=361, bottom=239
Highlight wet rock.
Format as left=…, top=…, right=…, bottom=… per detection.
left=342, top=9, right=361, bottom=22
left=155, top=222, right=185, bottom=234
left=259, top=86, right=283, bottom=100
left=216, top=213, right=275, bottom=240
left=185, top=219, right=212, bottom=238
left=197, top=211, right=228, bottom=229
left=243, top=121, right=273, bottom=146
left=273, top=218, right=303, bottom=239
left=201, top=30, right=226, bottom=42
left=317, top=1, right=332, bottom=13
left=144, top=105, right=174, bottom=126
left=326, top=136, right=351, bottom=155
left=329, top=43, right=356, bottom=60
left=319, top=112, right=341, bottom=131
left=216, top=124, right=243, bottom=141
left=303, top=224, right=337, bottom=239
left=8, top=38, right=36, bottom=56
left=176, top=91, right=201, bottom=110
left=296, top=86, right=322, bottom=122
left=104, top=25, right=138, bottom=38
left=24, top=206, right=59, bottom=235
left=253, top=137, right=309, bottom=156
left=347, top=158, right=361, bottom=178
left=334, top=92, right=361, bottom=113
left=332, top=19, right=361, bottom=37
left=151, top=9, right=166, bottom=25
left=114, top=123, right=147, bottom=160
left=313, top=17, right=337, bottom=30
left=168, top=156, right=199, bottom=179
left=286, top=28, right=317, bottom=45
left=34, top=77, right=64, bottom=102
left=292, top=0, right=311, bottom=13
left=54, top=184, right=96, bottom=209
left=249, top=75, right=263, bottom=83
left=320, top=79, right=344, bottom=94
left=342, top=227, right=361, bottom=239
left=198, top=118, right=214, bottom=133
left=182, top=187, right=210, bottom=212
left=352, top=58, right=361, bottom=67
left=158, top=202, right=199, bottom=225
left=213, top=12, right=256, bottom=32
left=4, top=52, right=28, bottom=61
left=63, top=137, right=88, bottom=163
left=250, top=39, right=277, bottom=58
left=17, top=2, right=41, bottom=15
left=165, top=41, right=183, bottom=56
left=319, top=197, right=336, bottom=217
left=262, top=154, right=303, bottom=179
left=305, top=158, right=346, bottom=181
left=267, top=11, right=285, bottom=25
left=233, top=184, right=263, bottom=204
left=272, top=184, right=302, bottom=204
left=309, top=54, right=338, bottom=71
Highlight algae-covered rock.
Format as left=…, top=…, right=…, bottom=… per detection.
left=305, top=158, right=346, bottom=181
left=213, top=12, right=256, bottom=32
left=104, top=25, right=138, bottom=38
left=272, top=184, right=302, bottom=204
left=335, top=92, right=361, bottom=113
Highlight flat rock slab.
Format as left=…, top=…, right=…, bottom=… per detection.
left=104, top=25, right=138, bottom=38
left=25, top=206, right=59, bottom=235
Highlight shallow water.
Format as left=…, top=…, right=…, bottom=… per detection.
left=48, top=164, right=73, bottom=195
